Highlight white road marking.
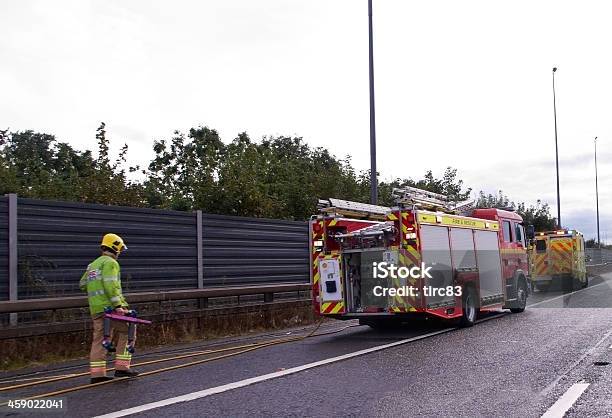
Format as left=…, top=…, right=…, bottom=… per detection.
left=528, top=280, right=609, bottom=308
left=541, top=382, right=589, bottom=418
left=95, top=274, right=612, bottom=417
left=93, top=328, right=454, bottom=418
left=539, top=329, right=612, bottom=397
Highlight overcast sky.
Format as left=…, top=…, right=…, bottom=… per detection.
left=1, top=0, right=611, bottom=241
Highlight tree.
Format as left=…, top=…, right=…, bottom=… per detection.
left=145, top=126, right=225, bottom=211
left=476, top=190, right=515, bottom=209
left=0, top=125, right=143, bottom=205
left=0, top=124, right=484, bottom=222
left=475, top=190, right=556, bottom=231
left=516, top=201, right=556, bottom=231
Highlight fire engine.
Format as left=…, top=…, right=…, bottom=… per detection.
left=530, top=229, right=587, bottom=291
left=310, top=187, right=530, bottom=327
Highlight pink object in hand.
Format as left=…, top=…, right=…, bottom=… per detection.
left=104, top=313, right=152, bottom=325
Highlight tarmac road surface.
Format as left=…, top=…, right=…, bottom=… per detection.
left=2, top=271, right=612, bottom=418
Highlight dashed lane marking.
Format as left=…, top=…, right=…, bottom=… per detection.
left=541, top=382, right=589, bottom=418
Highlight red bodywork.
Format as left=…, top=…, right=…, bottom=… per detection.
left=472, top=208, right=530, bottom=290
left=310, top=217, right=379, bottom=315
left=311, top=207, right=529, bottom=320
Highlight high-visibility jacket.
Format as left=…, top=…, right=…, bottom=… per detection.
left=80, top=255, right=128, bottom=316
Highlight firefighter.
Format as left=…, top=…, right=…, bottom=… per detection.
left=79, top=233, right=140, bottom=383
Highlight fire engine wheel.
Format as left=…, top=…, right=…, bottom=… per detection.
left=510, top=280, right=527, bottom=313
left=459, top=287, right=477, bottom=327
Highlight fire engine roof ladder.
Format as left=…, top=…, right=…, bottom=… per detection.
left=317, top=198, right=390, bottom=220
left=392, top=185, right=474, bottom=215
left=332, top=221, right=397, bottom=239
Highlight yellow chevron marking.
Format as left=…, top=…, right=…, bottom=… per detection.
left=406, top=245, right=420, bottom=261
left=330, top=302, right=344, bottom=314
left=399, top=252, right=409, bottom=266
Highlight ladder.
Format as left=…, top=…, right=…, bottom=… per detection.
left=332, top=221, right=396, bottom=239
left=392, top=185, right=473, bottom=214
left=318, top=186, right=474, bottom=218
left=317, top=198, right=390, bottom=220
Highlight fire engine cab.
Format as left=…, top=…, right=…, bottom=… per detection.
left=310, top=187, right=530, bottom=327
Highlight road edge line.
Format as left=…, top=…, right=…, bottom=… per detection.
left=93, top=327, right=454, bottom=418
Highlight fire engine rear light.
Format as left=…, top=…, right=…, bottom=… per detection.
left=314, top=240, right=324, bottom=248
left=436, top=216, right=443, bottom=223
left=556, top=230, right=565, bottom=235
left=485, top=222, right=490, bottom=228
left=406, top=232, right=417, bottom=240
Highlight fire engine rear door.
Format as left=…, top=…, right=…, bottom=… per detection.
left=419, top=225, right=455, bottom=309
left=474, top=230, right=504, bottom=304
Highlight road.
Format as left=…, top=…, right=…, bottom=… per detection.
left=2, top=271, right=612, bottom=417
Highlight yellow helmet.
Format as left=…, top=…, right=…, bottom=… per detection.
left=101, top=233, right=127, bottom=254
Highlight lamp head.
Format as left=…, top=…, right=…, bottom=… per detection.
left=553, top=67, right=557, bottom=72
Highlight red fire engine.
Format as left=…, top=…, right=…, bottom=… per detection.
left=310, top=187, right=530, bottom=327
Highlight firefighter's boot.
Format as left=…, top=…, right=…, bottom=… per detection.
left=91, top=376, right=114, bottom=384
left=114, top=369, right=140, bottom=378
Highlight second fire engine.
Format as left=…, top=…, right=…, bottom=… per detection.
left=530, top=229, right=587, bottom=291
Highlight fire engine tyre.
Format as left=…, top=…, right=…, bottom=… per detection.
left=510, top=279, right=527, bottom=313
left=459, top=287, right=477, bottom=327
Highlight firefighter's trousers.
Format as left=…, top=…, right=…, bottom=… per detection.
left=90, top=315, right=135, bottom=378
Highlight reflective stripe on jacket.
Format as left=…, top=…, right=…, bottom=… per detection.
left=80, top=255, right=127, bottom=316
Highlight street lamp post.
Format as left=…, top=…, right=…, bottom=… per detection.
left=552, top=67, right=561, bottom=228
left=368, top=0, right=377, bottom=204
left=595, top=136, right=601, bottom=247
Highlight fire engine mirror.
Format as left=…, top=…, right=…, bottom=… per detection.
left=325, top=280, right=337, bottom=293
left=526, top=225, right=535, bottom=239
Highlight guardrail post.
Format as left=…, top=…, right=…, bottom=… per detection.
left=196, top=210, right=203, bottom=289
left=8, top=193, right=18, bottom=326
